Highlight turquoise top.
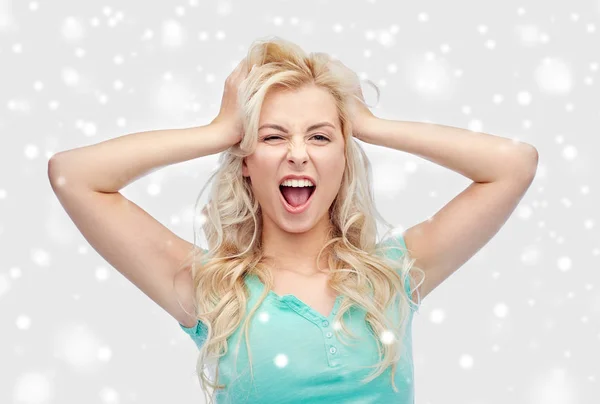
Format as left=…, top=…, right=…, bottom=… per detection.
left=179, top=234, right=419, bottom=403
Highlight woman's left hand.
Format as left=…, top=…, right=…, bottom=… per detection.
left=348, top=83, right=378, bottom=142
left=328, top=58, right=378, bottom=142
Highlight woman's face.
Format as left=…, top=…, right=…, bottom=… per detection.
left=242, top=84, right=346, bottom=235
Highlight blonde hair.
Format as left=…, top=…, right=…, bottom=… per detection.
left=175, top=36, right=423, bottom=403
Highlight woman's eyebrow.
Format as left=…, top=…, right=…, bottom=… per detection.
left=258, top=122, right=336, bottom=133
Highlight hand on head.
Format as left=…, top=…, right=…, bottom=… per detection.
left=212, top=58, right=254, bottom=146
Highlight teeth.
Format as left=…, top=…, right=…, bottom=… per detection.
left=280, top=179, right=315, bottom=187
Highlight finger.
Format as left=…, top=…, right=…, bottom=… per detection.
left=231, top=58, right=246, bottom=73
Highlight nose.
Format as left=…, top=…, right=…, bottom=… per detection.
left=286, top=139, right=309, bottom=166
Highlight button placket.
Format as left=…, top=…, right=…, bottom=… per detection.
left=320, top=318, right=338, bottom=358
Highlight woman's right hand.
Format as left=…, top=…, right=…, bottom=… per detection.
left=211, top=57, right=253, bottom=146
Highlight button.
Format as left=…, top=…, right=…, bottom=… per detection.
left=326, top=332, right=333, bottom=338
left=321, top=320, right=329, bottom=327
left=329, top=346, right=337, bottom=354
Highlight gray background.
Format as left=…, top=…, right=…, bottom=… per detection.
left=1, top=0, right=599, bottom=403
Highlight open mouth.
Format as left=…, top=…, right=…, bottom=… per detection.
left=279, top=185, right=316, bottom=209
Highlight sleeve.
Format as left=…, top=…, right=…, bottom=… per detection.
left=179, top=320, right=209, bottom=350
left=178, top=247, right=210, bottom=349
left=379, top=233, right=420, bottom=314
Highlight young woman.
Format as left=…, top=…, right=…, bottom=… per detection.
left=48, top=36, right=538, bottom=403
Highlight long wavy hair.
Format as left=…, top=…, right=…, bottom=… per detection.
left=174, top=36, right=423, bottom=404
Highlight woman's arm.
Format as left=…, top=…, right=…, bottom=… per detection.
left=48, top=56, right=251, bottom=193
left=45, top=58, right=250, bottom=327
left=359, top=117, right=538, bottom=302
left=358, top=118, right=537, bottom=182
left=48, top=122, right=237, bottom=193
